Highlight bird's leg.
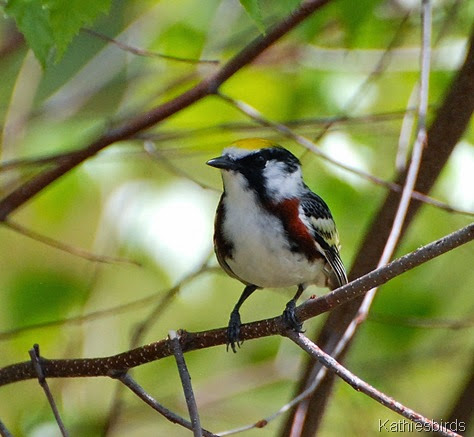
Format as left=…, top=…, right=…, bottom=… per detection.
left=283, top=284, right=305, bottom=332
left=227, top=284, right=258, bottom=353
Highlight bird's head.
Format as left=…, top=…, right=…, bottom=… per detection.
left=207, top=139, right=304, bottom=202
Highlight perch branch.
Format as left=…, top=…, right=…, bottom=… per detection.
left=0, top=223, right=471, bottom=386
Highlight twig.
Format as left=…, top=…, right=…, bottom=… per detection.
left=170, top=331, right=203, bottom=437
left=291, top=3, right=432, bottom=429
left=0, top=419, right=13, bottom=437
left=144, top=141, right=217, bottom=191
left=3, top=219, right=141, bottom=266
left=217, top=364, right=327, bottom=436
left=286, top=23, right=474, bottom=435
left=0, top=0, right=333, bottom=220
left=0, top=150, right=77, bottom=171
left=103, top=257, right=212, bottom=432
left=288, top=332, right=462, bottom=437
left=368, top=313, right=474, bottom=330
left=83, top=28, right=219, bottom=65
left=115, top=372, right=217, bottom=437
left=0, top=222, right=471, bottom=386
left=309, top=12, right=411, bottom=145
left=396, top=83, right=419, bottom=172
left=338, top=0, right=432, bottom=368
left=216, top=92, right=473, bottom=217
left=0, top=267, right=219, bottom=342
left=130, top=257, right=212, bottom=348
left=29, top=345, right=69, bottom=437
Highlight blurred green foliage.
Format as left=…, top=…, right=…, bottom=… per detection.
left=0, top=0, right=473, bottom=436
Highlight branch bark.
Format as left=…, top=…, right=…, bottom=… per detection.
left=0, top=0, right=331, bottom=220
left=0, top=222, right=472, bottom=387
left=281, top=24, right=474, bottom=436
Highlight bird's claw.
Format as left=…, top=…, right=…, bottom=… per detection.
left=283, top=300, right=304, bottom=333
left=227, top=310, right=242, bottom=353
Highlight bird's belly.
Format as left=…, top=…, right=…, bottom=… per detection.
left=223, top=203, right=325, bottom=288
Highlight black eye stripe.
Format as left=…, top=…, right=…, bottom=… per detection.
left=236, top=147, right=300, bottom=172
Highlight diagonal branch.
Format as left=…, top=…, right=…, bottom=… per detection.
left=29, top=345, right=69, bottom=437
left=0, top=222, right=471, bottom=387
left=281, top=23, right=474, bottom=436
left=289, top=2, right=433, bottom=432
left=288, top=332, right=461, bottom=437
left=116, top=372, right=217, bottom=437
left=0, top=0, right=332, bottom=220
left=170, top=330, right=203, bottom=437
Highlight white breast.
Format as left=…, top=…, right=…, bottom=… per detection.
left=221, top=173, right=326, bottom=288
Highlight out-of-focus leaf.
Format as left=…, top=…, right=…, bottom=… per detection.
left=338, top=0, right=378, bottom=45
left=4, top=0, right=112, bottom=66
left=239, top=0, right=265, bottom=33
left=7, top=270, right=87, bottom=326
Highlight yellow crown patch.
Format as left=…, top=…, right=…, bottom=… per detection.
left=231, top=138, right=276, bottom=150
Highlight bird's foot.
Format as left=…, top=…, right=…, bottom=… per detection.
left=283, top=300, right=304, bottom=333
left=227, top=310, right=242, bottom=353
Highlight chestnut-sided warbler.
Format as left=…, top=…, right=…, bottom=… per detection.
left=207, top=139, right=347, bottom=352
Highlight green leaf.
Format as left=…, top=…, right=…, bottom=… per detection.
left=5, top=0, right=55, bottom=66
left=45, top=0, right=112, bottom=61
left=239, top=0, right=265, bottom=34
left=338, top=0, right=378, bottom=45
left=4, top=0, right=112, bottom=67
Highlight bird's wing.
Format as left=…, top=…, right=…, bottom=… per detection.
left=300, top=192, right=348, bottom=288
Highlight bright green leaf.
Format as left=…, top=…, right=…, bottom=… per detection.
left=4, top=0, right=112, bottom=66
left=239, top=0, right=265, bottom=33
left=45, top=0, right=112, bottom=62
left=5, top=0, right=55, bottom=66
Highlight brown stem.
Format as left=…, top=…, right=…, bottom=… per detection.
left=281, top=24, right=474, bottom=436
left=0, top=0, right=331, bottom=220
left=0, top=222, right=471, bottom=387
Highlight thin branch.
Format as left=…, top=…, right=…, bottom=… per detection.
left=144, top=141, right=217, bottom=191
left=3, top=219, right=140, bottom=266
left=170, top=331, right=203, bottom=437
left=0, top=222, right=471, bottom=386
left=368, top=313, right=474, bottom=330
left=0, top=0, right=332, bottom=220
left=290, top=4, right=432, bottom=429
left=396, top=84, right=418, bottom=172
left=83, top=28, right=219, bottom=65
left=0, top=266, right=218, bottom=342
left=288, top=332, right=462, bottom=437
left=130, top=257, right=212, bottom=348
left=216, top=360, right=328, bottom=436
left=29, top=345, right=69, bottom=437
left=115, top=372, right=217, bottom=437
left=286, top=23, right=474, bottom=435
left=309, top=12, right=411, bottom=145
left=0, top=150, right=76, bottom=171
left=0, top=419, right=13, bottom=437
left=103, top=257, right=212, bottom=433
left=216, top=92, right=473, bottom=217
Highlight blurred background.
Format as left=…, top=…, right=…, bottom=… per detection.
left=0, top=0, right=473, bottom=435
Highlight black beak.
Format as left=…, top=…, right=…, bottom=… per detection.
left=206, top=156, right=237, bottom=170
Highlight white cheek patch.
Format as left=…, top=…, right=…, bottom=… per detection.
left=263, top=163, right=303, bottom=201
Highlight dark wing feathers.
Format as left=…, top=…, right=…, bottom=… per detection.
left=301, top=192, right=348, bottom=288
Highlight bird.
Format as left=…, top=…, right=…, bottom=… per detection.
left=207, top=138, right=348, bottom=352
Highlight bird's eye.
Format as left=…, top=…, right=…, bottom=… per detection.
left=254, top=155, right=266, bottom=168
